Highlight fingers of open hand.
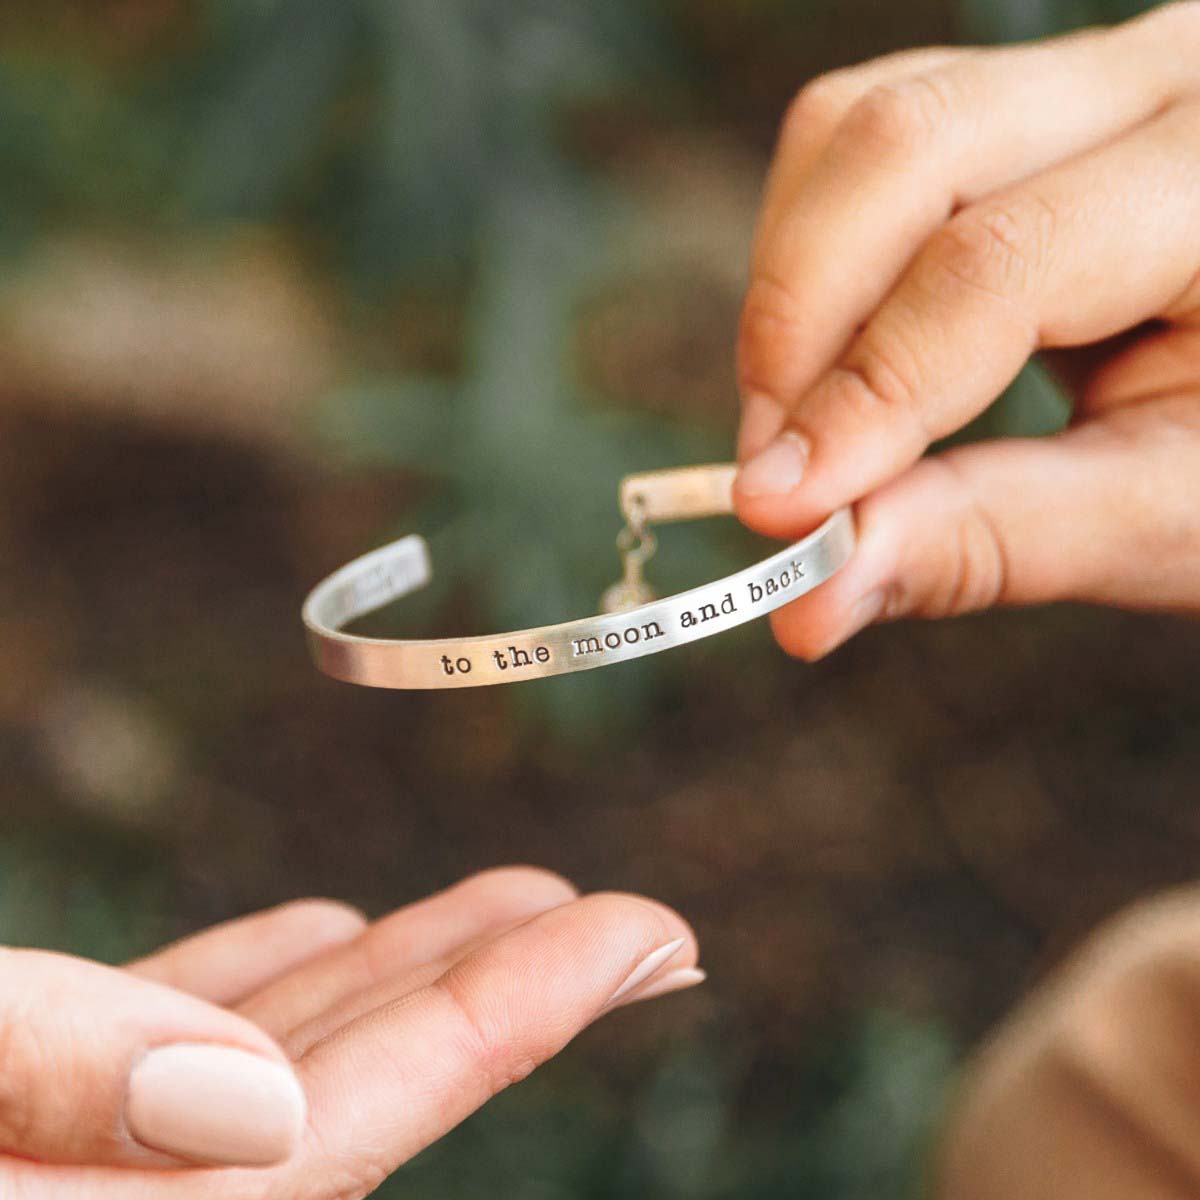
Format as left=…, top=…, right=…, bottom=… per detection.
left=291, top=892, right=698, bottom=1195
left=738, top=4, right=1200, bottom=462
left=0, top=873, right=698, bottom=1200
left=238, top=866, right=577, bottom=1038
left=0, top=871, right=570, bottom=1184
left=127, top=900, right=367, bottom=1006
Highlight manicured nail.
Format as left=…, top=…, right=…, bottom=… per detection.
left=613, top=966, right=707, bottom=1009
left=126, top=1044, right=306, bottom=1167
left=736, top=431, right=809, bottom=498
left=607, top=938, right=686, bottom=1006
left=737, top=393, right=787, bottom=462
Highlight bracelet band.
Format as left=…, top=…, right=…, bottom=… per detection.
left=302, top=464, right=855, bottom=690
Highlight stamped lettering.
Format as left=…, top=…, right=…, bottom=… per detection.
left=572, top=620, right=664, bottom=658
left=491, top=644, right=553, bottom=671
left=748, top=559, right=805, bottom=605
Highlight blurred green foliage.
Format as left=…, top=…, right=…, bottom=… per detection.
left=386, top=1011, right=954, bottom=1200
left=960, top=0, right=1154, bottom=39
left=0, top=829, right=166, bottom=961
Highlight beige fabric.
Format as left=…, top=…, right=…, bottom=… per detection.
left=940, top=888, right=1200, bottom=1199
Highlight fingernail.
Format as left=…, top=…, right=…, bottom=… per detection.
left=814, top=589, right=887, bottom=659
left=737, top=393, right=787, bottom=462
left=736, top=431, right=809, bottom=498
left=126, top=1044, right=306, bottom=1167
left=612, top=966, right=707, bottom=1010
left=607, top=937, right=686, bottom=1006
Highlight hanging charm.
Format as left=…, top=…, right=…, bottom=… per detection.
left=600, top=496, right=658, bottom=614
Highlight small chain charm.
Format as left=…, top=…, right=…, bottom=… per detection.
left=600, top=496, right=658, bottom=614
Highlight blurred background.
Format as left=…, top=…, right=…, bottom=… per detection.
left=2, top=0, right=1197, bottom=1195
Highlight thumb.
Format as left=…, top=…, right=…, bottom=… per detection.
left=765, top=405, right=1200, bottom=659
left=0, top=947, right=305, bottom=1169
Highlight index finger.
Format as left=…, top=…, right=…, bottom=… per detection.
left=737, top=6, right=1200, bottom=460
left=294, top=893, right=700, bottom=1189
left=735, top=97, right=1200, bottom=539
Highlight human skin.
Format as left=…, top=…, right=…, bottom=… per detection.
left=732, top=2, right=1200, bottom=659
left=939, top=885, right=1200, bottom=1199
left=0, top=867, right=702, bottom=1199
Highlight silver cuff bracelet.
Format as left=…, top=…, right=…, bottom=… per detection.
left=302, top=464, right=855, bottom=690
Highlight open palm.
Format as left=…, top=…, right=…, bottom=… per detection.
left=0, top=868, right=701, bottom=1200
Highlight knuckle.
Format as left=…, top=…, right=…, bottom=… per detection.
left=838, top=76, right=954, bottom=162
left=434, top=967, right=543, bottom=1102
left=737, top=272, right=808, bottom=396
left=782, top=73, right=856, bottom=142
left=928, top=196, right=1055, bottom=306
left=923, top=457, right=1011, bottom=615
left=829, top=342, right=927, bottom=442
left=949, top=510, right=1009, bottom=614
left=435, top=970, right=502, bottom=1076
